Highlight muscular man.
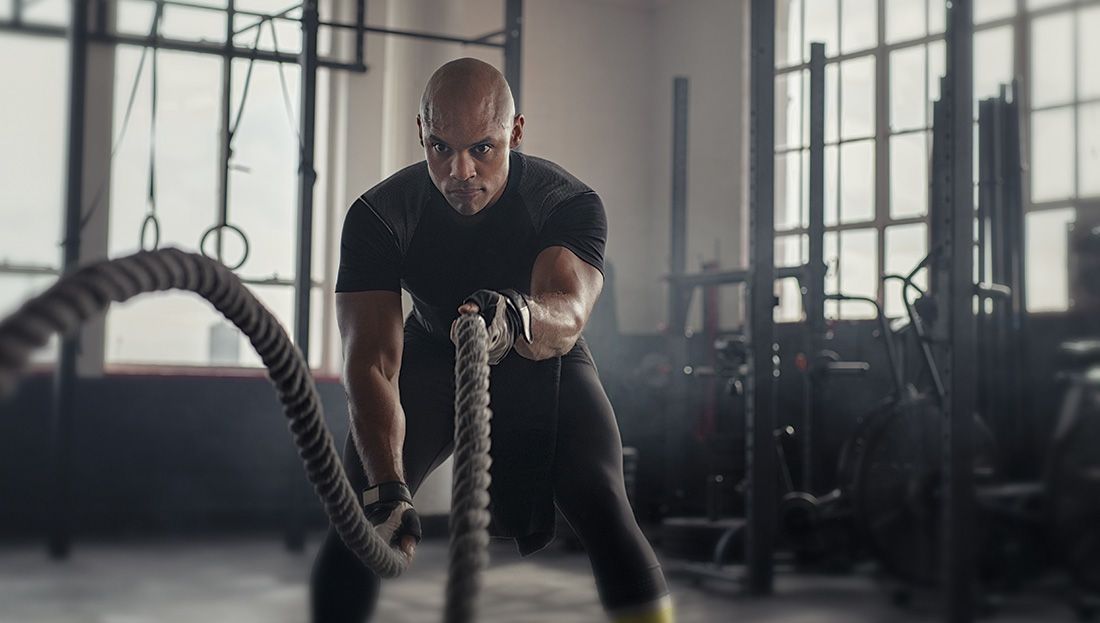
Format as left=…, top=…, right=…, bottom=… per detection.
left=310, top=58, right=674, bottom=623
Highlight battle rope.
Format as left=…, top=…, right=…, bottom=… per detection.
left=0, top=248, right=493, bottom=622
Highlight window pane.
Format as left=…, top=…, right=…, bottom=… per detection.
left=776, top=72, right=803, bottom=150
left=775, top=151, right=803, bottom=231
left=885, top=0, right=925, bottom=44
left=22, top=0, right=68, bottom=25
left=1081, top=104, right=1100, bottom=198
left=840, top=140, right=875, bottom=223
left=107, top=292, right=232, bottom=366
left=0, top=1, right=10, bottom=20
left=232, top=11, right=303, bottom=54
left=1027, top=0, right=1073, bottom=10
left=229, top=58, right=301, bottom=279
left=825, top=231, right=840, bottom=319
left=805, top=0, right=839, bottom=57
left=825, top=63, right=840, bottom=143
left=841, top=55, right=876, bottom=140
left=1081, top=6, right=1100, bottom=100
left=974, top=25, right=1014, bottom=103
left=974, top=0, right=1014, bottom=23
left=891, top=132, right=929, bottom=218
left=0, top=34, right=66, bottom=267
left=778, top=0, right=803, bottom=67
left=884, top=223, right=927, bottom=317
left=1031, top=108, right=1075, bottom=203
left=163, top=4, right=226, bottom=43
left=890, top=45, right=926, bottom=132
left=109, top=49, right=221, bottom=258
left=825, top=145, right=840, bottom=226
left=839, top=229, right=878, bottom=318
left=0, top=274, right=57, bottom=364
left=1031, top=13, right=1074, bottom=109
left=841, top=0, right=876, bottom=53
left=117, top=0, right=157, bottom=36
left=1026, top=208, right=1075, bottom=312
left=928, top=40, right=946, bottom=131
left=776, top=234, right=805, bottom=267
left=928, top=0, right=945, bottom=34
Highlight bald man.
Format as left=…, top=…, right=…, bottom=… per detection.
left=310, top=58, right=674, bottom=623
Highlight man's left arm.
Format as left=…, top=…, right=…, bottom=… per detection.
left=456, top=245, right=603, bottom=361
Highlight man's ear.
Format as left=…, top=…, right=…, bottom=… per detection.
left=417, top=115, right=424, bottom=147
left=510, top=114, right=525, bottom=149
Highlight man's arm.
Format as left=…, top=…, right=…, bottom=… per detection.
left=457, top=245, right=603, bottom=361
left=336, top=290, right=407, bottom=487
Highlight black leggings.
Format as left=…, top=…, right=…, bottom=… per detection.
left=310, top=337, right=668, bottom=622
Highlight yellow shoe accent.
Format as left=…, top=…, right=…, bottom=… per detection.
left=610, top=596, right=675, bottom=623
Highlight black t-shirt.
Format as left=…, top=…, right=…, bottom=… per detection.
left=335, top=151, right=607, bottom=341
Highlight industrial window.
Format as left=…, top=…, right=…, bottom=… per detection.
left=775, top=0, right=1098, bottom=321
left=0, top=29, right=68, bottom=363
left=103, top=25, right=328, bottom=370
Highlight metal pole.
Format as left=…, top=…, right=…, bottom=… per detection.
left=503, top=0, right=523, bottom=114
left=670, top=77, right=689, bottom=330
left=944, top=0, right=976, bottom=620
left=50, top=0, right=90, bottom=560
left=803, top=42, right=826, bottom=493
left=217, top=0, right=234, bottom=263
left=747, top=0, right=777, bottom=595
left=286, top=0, right=320, bottom=553
left=666, top=77, right=690, bottom=517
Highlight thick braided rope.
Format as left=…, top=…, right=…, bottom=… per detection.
left=0, top=248, right=409, bottom=578
left=446, top=314, right=493, bottom=623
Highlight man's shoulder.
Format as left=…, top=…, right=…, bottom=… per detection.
left=349, top=161, right=431, bottom=250
left=516, top=153, right=595, bottom=206
left=360, top=160, right=431, bottom=209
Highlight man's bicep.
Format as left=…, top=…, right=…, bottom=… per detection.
left=335, top=290, right=404, bottom=381
left=530, top=246, right=604, bottom=316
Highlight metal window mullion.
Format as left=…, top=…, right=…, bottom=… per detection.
left=1073, top=5, right=1080, bottom=199
left=1016, top=0, right=1033, bottom=213
left=875, top=0, right=889, bottom=307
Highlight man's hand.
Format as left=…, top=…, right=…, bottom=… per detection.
left=450, top=289, right=532, bottom=364
left=363, top=482, right=421, bottom=562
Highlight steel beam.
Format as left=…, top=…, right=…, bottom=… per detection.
left=943, top=1, right=976, bottom=621
left=50, top=0, right=90, bottom=561
left=746, top=0, right=777, bottom=595
left=504, top=0, right=523, bottom=114
left=803, top=42, right=826, bottom=493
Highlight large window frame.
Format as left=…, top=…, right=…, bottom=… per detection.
left=774, top=0, right=1100, bottom=320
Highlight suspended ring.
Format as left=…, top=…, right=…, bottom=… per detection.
left=199, top=223, right=250, bottom=271
left=139, top=213, right=161, bottom=252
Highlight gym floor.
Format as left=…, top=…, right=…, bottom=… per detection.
left=0, top=536, right=1083, bottom=622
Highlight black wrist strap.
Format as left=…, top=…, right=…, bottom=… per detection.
left=500, top=289, right=533, bottom=343
left=362, top=481, right=413, bottom=507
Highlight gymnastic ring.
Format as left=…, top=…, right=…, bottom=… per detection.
left=139, top=213, right=161, bottom=252
left=199, top=223, right=250, bottom=271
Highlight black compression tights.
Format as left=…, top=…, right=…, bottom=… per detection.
left=310, top=339, right=668, bottom=622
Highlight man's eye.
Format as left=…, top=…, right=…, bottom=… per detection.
left=432, top=143, right=449, bottom=153
left=473, top=144, right=492, bottom=155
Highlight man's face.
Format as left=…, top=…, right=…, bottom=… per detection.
left=418, top=100, right=523, bottom=216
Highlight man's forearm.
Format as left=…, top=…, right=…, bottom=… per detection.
left=513, top=292, right=587, bottom=360
left=345, top=366, right=406, bottom=484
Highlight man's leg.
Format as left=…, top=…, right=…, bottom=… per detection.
left=553, top=350, right=674, bottom=622
left=310, top=338, right=456, bottom=623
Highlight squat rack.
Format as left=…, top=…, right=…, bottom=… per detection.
left=1, top=0, right=523, bottom=558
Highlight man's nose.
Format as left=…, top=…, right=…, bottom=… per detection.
left=450, top=153, right=475, bottom=181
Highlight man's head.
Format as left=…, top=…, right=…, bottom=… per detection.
left=417, top=58, right=524, bottom=216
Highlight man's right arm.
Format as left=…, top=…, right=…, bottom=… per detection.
left=336, top=290, right=406, bottom=485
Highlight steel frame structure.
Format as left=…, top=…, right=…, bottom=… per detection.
left=1, top=0, right=523, bottom=558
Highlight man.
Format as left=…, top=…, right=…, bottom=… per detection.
left=311, top=58, right=674, bottom=623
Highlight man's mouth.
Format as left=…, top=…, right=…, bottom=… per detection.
left=450, top=188, right=482, bottom=198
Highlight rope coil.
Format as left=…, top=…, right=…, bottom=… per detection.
left=0, top=248, right=493, bottom=622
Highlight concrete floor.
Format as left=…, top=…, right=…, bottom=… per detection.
left=0, top=536, right=1087, bottom=623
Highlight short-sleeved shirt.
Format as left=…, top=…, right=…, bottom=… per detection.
left=335, top=150, right=607, bottom=341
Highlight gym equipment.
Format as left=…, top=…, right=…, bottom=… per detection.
left=1048, top=339, right=1100, bottom=595
left=0, top=248, right=494, bottom=623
